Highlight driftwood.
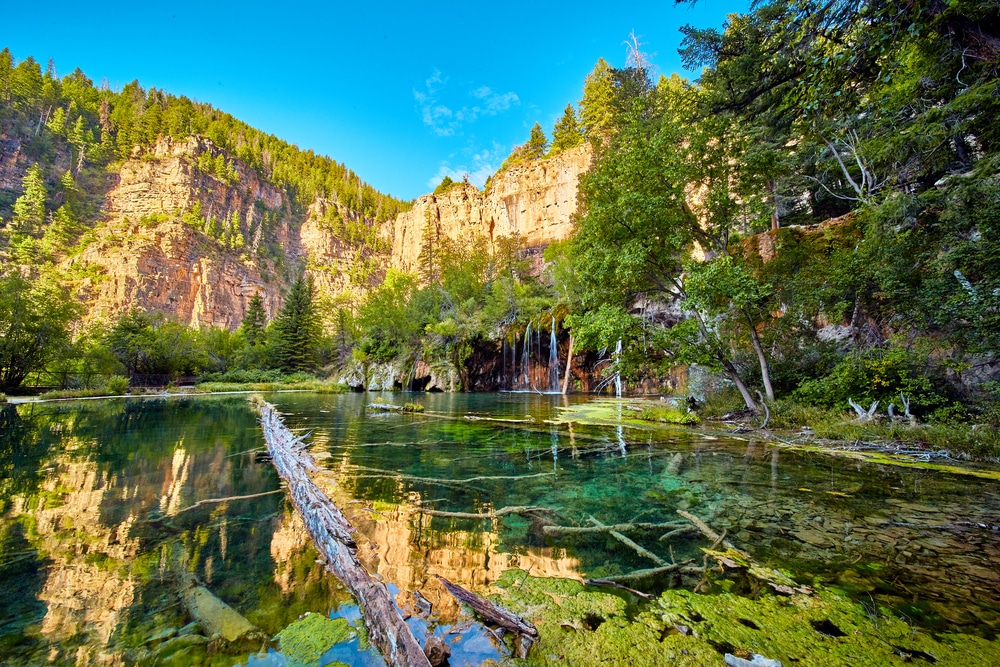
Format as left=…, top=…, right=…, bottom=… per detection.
left=256, top=399, right=431, bottom=667
left=601, top=561, right=702, bottom=583
left=587, top=515, right=668, bottom=567
left=417, top=506, right=557, bottom=520
left=543, top=520, right=685, bottom=536
left=583, top=578, right=656, bottom=600
left=349, top=465, right=554, bottom=487
left=677, top=510, right=736, bottom=551
left=435, top=575, right=538, bottom=658
left=658, top=526, right=701, bottom=542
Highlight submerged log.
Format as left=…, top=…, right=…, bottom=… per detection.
left=543, top=520, right=685, bottom=536
left=416, top=506, right=557, bottom=520
left=434, top=574, right=538, bottom=658
left=587, top=515, right=668, bottom=567
left=255, top=398, right=431, bottom=667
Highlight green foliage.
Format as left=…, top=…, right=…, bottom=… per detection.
left=269, top=274, right=321, bottom=373
left=433, top=175, right=457, bottom=194
left=105, top=375, right=129, bottom=395
left=240, top=293, right=267, bottom=347
left=103, top=309, right=206, bottom=377
left=0, top=271, right=79, bottom=391
left=526, top=122, right=548, bottom=158
left=11, top=164, right=46, bottom=236
left=550, top=103, right=584, bottom=154
left=792, top=342, right=954, bottom=418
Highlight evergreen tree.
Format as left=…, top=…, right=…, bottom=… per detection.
left=11, top=164, right=46, bottom=235
left=269, top=274, right=321, bottom=372
left=526, top=122, right=548, bottom=159
left=579, top=58, right=615, bottom=142
left=240, top=292, right=267, bottom=346
left=550, top=104, right=584, bottom=154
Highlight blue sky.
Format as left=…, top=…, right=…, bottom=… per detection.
left=2, top=1, right=743, bottom=201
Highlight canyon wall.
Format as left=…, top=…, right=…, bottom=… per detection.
left=387, top=143, right=591, bottom=272
left=63, top=137, right=382, bottom=329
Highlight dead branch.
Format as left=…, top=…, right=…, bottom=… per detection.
left=657, top=526, right=701, bottom=542
left=676, top=510, right=736, bottom=551
left=435, top=575, right=538, bottom=658
left=417, top=506, right=558, bottom=520
left=256, top=398, right=430, bottom=667
left=602, top=561, right=702, bottom=583
left=543, top=520, right=686, bottom=536
left=587, top=515, right=668, bottom=567
left=583, top=579, right=656, bottom=600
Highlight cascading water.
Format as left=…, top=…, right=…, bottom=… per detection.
left=521, top=322, right=532, bottom=389
left=548, top=316, right=560, bottom=392
left=614, top=339, right=623, bottom=399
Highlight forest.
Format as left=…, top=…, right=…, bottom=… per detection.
left=2, top=0, right=1000, bottom=454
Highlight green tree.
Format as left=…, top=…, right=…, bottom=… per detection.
left=550, top=104, right=583, bottom=154
left=525, top=122, right=548, bottom=159
left=11, top=164, right=47, bottom=236
left=104, top=309, right=204, bottom=377
left=270, top=274, right=321, bottom=372
left=0, top=272, right=79, bottom=391
left=240, top=293, right=267, bottom=346
left=580, top=58, right=615, bottom=143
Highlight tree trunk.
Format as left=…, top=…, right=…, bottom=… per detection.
left=561, top=333, right=574, bottom=395
left=746, top=317, right=775, bottom=402
left=721, top=359, right=759, bottom=412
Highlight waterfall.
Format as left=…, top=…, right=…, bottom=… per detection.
left=548, top=316, right=560, bottom=392
left=521, top=322, right=531, bottom=389
left=501, top=337, right=507, bottom=390
left=614, top=339, right=622, bottom=399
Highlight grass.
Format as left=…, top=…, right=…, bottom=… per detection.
left=196, top=380, right=349, bottom=393
left=636, top=406, right=699, bottom=425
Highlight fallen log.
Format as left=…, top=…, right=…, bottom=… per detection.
left=601, top=561, right=702, bottom=583
left=583, top=578, right=656, bottom=600
left=434, top=574, right=538, bottom=658
left=587, top=515, right=668, bottom=567
left=677, top=510, right=737, bottom=551
left=255, top=398, right=431, bottom=667
left=416, top=506, right=557, bottom=520
left=543, top=520, right=685, bottom=536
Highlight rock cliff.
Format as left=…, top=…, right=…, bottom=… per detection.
left=63, top=136, right=385, bottom=328
left=387, top=144, right=591, bottom=273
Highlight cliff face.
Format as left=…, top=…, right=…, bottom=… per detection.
left=387, top=144, right=591, bottom=273
left=63, top=137, right=384, bottom=328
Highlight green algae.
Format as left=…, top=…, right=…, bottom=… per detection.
left=489, top=571, right=1000, bottom=667
left=274, top=613, right=353, bottom=666
left=771, top=441, right=1000, bottom=481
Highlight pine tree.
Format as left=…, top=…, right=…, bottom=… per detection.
left=12, top=164, right=46, bottom=235
left=550, top=104, right=583, bottom=154
left=241, top=292, right=267, bottom=346
left=580, top=58, right=615, bottom=142
left=526, top=122, right=548, bottom=159
left=269, top=274, right=321, bottom=372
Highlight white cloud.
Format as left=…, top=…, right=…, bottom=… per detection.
left=414, top=72, right=518, bottom=136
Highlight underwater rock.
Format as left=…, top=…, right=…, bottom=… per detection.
left=182, top=585, right=256, bottom=642
left=424, top=635, right=451, bottom=666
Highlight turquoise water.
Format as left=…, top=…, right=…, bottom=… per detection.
left=1, top=393, right=998, bottom=665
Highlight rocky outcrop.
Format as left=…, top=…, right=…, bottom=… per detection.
left=64, top=136, right=385, bottom=328
left=387, top=144, right=591, bottom=273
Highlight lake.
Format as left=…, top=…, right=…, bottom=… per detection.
left=1, top=392, right=998, bottom=665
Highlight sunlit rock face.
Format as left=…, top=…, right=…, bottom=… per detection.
left=387, top=144, right=592, bottom=274
left=64, top=136, right=384, bottom=329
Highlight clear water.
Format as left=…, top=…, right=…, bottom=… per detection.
left=1, top=393, right=999, bottom=666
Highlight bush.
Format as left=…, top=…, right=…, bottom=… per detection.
left=106, top=375, right=130, bottom=395
left=792, top=343, right=953, bottom=419
left=637, top=406, right=699, bottom=425
left=0, top=393, right=6, bottom=403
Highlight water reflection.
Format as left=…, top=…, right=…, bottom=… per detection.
left=270, top=392, right=1000, bottom=637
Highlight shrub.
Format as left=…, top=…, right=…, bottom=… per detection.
left=106, top=375, right=130, bottom=395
